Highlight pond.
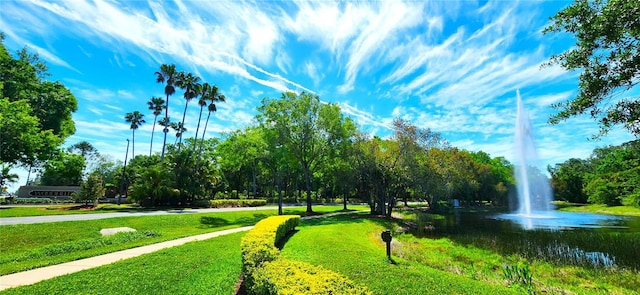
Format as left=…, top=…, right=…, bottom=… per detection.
left=412, top=210, right=640, bottom=270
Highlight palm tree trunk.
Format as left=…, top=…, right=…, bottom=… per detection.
left=161, top=94, right=170, bottom=160
left=131, top=129, right=135, bottom=159
left=178, top=102, right=188, bottom=149
left=150, top=115, right=158, bottom=156
left=194, top=106, right=204, bottom=147
left=198, top=111, right=212, bottom=155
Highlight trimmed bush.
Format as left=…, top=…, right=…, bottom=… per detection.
left=240, top=215, right=370, bottom=294
left=252, top=259, right=371, bottom=295
left=241, top=215, right=300, bottom=273
left=207, top=199, right=267, bottom=208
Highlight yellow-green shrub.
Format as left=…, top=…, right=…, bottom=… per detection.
left=208, top=199, right=267, bottom=208
left=241, top=215, right=300, bottom=275
left=252, top=259, right=371, bottom=295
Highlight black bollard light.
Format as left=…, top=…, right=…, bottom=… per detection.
left=381, top=229, right=392, bottom=261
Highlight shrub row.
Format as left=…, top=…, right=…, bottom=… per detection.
left=197, top=199, right=267, bottom=208
left=252, top=259, right=371, bottom=295
left=240, top=215, right=370, bottom=295
left=241, top=215, right=300, bottom=275
left=216, top=199, right=267, bottom=208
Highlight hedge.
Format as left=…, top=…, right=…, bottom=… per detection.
left=240, top=215, right=370, bottom=295
left=252, top=259, right=371, bottom=295
left=241, top=215, right=300, bottom=275
left=199, top=199, right=267, bottom=208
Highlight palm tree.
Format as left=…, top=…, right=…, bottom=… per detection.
left=170, top=122, right=187, bottom=144
left=194, top=83, right=217, bottom=142
left=0, top=164, right=19, bottom=189
left=200, top=92, right=226, bottom=152
left=125, top=111, right=145, bottom=158
left=147, top=96, right=166, bottom=156
left=175, top=72, right=202, bottom=148
left=155, top=64, right=179, bottom=160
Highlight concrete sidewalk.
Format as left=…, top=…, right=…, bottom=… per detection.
left=0, top=211, right=363, bottom=291
left=0, top=226, right=254, bottom=291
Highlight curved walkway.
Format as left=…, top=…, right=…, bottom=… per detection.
left=0, top=211, right=361, bottom=291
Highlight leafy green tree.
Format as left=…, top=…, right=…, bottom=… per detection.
left=128, top=162, right=174, bottom=206
left=72, top=174, right=105, bottom=206
left=40, top=151, right=85, bottom=186
left=549, top=158, right=590, bottom=203
left=544, top=0, right=640, bottom=137
left=216, top=127, right=267, bottom=198
left=257, top=92, right=354, bottom=213
left=125, top=111, right=145, bottom=158
left=88, top=155, right=122, bottom=197
left=0, top=35, right=77, bottom=166
left=155, top=64, right=179, bottom=160
left=147, top=96, right=166, bottom=156
left=67, top=141, right=100, bottom=176
left=0, top=98, right=60, bottom=165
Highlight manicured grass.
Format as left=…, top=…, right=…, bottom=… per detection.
left=0, top=210, right=269, bottom=275
left=1, top=232, right=245, bottom=295
left=555, top=202, right=640, bottom=217
left=282, top=204, right=368, bottom=216
left=280, top=214, right=519, bottom=294
left=0, top=203, right=368, bottom=217
left=0, top=205, right=366, bottom=275
left=0, top=204, right=153, bottom=217
left=281, top=214, right=640, bottom=295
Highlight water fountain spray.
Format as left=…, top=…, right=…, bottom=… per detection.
left=514, top=90, right=554, bottom=216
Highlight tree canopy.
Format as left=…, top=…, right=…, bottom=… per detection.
left=543, top=0, right=640, bottom=137
left=0, top=33, right=78, bottom=166
left=549, top=139, right=640, bottom=207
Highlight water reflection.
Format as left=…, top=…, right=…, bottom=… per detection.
left=493, top=211, right=629, bottom=230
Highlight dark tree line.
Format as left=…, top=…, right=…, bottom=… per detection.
left=549, top=139, right=640, bottom=207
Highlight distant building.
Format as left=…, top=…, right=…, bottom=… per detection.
left=17, top=186, right=80, bottom=199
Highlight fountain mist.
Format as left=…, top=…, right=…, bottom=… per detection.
left=514, top=90, right=554, bottom=215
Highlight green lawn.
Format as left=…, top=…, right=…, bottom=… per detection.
left=280, top=214, right=519, bottom=294
left=554, top=202, right=640, bottom=216
left=0, top=204, right=152, bottom=217
left=2, top=212, right=636, bottom=294
left=281, top=214, right=640, bottom=295
left=0, top=205, right=367, bottom=275
left=0, top=203, right=368, bottom=217
left=0, top=232, right=245, bottom=295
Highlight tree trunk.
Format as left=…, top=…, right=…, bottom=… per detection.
left=150, top=115, right=157, bottom=156
left=343, top=191, right=347, bottom=210
left=252, top=159, right=257, bottom=198
left=304, top=165, right=312, bottom=213
left=277, top=170, right=282, bottom=215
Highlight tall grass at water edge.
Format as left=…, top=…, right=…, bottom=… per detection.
left=410, top=211, right=640, bottom=270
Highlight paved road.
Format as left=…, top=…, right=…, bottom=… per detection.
left=0, top=206, right=281, bottom=225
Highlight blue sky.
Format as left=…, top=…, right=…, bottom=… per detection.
left=2, top=0, right=636, bottom=192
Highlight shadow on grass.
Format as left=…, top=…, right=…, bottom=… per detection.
left=199, top=216, right=230, bottom=228
left=299, top=212, right=406, bottom=231
left=199, top=213, right=270, bottom=228
left=276, top=229, right=300, bottom=250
